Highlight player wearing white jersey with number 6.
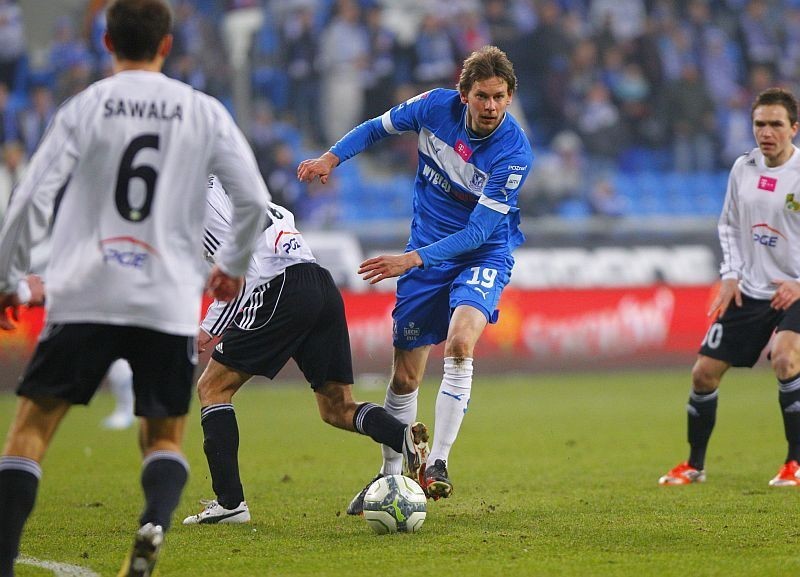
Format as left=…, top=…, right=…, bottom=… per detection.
left=660, top=87, right=800, bottom=488
left=0, top=1, right=268, bottom=576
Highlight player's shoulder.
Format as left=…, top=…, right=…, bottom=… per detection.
left=494, top=114, right=533, bottom=161
left=732, top=147, right=760, bottom=171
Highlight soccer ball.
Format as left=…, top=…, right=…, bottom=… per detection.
left=362, top=474, right=427, bottom=534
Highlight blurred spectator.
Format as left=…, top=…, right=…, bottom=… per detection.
left=18, top=84, right=54, bottom=157
left=661, top=62, right=717, bottom=172
left=516, top=0, right=573, bottom=142
left=221, top=0, right=264, bottom=70
left=317, top=0, right=369, bottom=142
left=0, top=139, right=25, bottom=222
left=0, top=82, right=19, bottom=146
left=451, top=7, right=492, bottom=60
left=299, top=172, right=341, bottom=228
left=413, top=12, right=458, bottom=91
left=264, top=142, right=304, bottom=213
left=521, top=130, right=587, bottom=217
left=702, top=28, right=743, bottom=107
left=736, top=0, right=781, bottom=73
left=363, top=5, right=398, bottom=121
left=48, top=15, right=95, bottom=102
left=247, top=98, right=300, bottom=180
left=0, top=0, right=24, bottom=92
left=282, top=5, right=322, bottom=143
left=573, top=80, right=628, bottom=170
left=484, top=0, right=521, bottom=48
left=589, top=0, right=647, bottom=44
left=718, top=88, right=753, bottom=168
left=588, top=175, right=626, bottom=217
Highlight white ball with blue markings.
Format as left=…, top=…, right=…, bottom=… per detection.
left=362, top=474, right=427, bottom=534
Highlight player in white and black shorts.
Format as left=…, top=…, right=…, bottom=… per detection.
left=699, top=296, right=800, bottom=367
left=0, top=1, right=269, bottom=574
left=659, top=88, right=800, bottom=488
left=19, top=324, right=196, bottom=417
left=211, top=262, right=352, bottom=388
left=181, top=177, right=429, bottom=526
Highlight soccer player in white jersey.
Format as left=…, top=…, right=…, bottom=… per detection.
left=181, top=175, right=428, bottom=525
left=659, top=87, right=800, bottom=487
left=298, top=46, right=533, bottom=513
left=0, top=1, right=268, bottom=576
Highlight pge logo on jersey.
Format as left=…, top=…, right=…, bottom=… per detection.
left=751, top=223, right=786, bottom=248
left=101, top=236, right=159, bottom=269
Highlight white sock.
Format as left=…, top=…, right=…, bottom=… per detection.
left=107, top=359, right=134, bottom=414
left=379, top=386, right=418, bottom=476
left=428, top=357, right=473, bottom=466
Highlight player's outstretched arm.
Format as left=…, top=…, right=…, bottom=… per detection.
left=0, top=292, right=21, bottom=330
left=297, top=151, right=340, bottom=184
left=206, top=265, right=243, bottom=302
left=359, top=251, right=423, bottom=285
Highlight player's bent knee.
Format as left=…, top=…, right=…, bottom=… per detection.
left=771, top=352, right=800, bottom=382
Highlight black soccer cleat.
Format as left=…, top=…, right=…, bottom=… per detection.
left=118, top=522, right=163, bottom=577
left=346, top=473, right=384, bottom=516
left=424, top=459, right=453, bottom=500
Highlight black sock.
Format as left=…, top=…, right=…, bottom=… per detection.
left=0, top=458, right=41, bottom=577
left=778, top=376, right=800, bottom=462
left=687, top=390, right=718, bottom=470
left=139, top=452, right=188, bottom=532
left=353, top=403, right=406, bottom=453
left=201, top=404, right=244, bottom=509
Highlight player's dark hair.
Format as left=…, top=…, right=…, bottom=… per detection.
left=752, top=87, right=799, bottom=126
left=458, top=45, right=517, bottom=95
left=106, top=0, right=172, bottom=61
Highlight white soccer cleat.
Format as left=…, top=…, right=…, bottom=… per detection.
left=182, top=499, right=250, bottom=525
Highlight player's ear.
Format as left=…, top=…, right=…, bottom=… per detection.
left=460, top=91, right=468, bottom=104
left=103, top=32, right=114, bottom=54
left=158, top=34, right=173, bottom=59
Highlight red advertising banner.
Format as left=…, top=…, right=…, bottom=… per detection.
left=0, top=285, right=717, bottom=388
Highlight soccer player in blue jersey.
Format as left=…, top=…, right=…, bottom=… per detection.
left=298, top=45, right=533, bottom=514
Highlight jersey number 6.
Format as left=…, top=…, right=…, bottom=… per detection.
left=115, top=133, right=160, bottom=222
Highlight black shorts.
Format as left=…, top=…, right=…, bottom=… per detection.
left=18, top=323, right=196, bottom=417
left=211, top=262, right=353, bottom=389
left=698, top=294, right=800, bottom=367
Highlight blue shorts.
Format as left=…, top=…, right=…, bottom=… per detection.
left=392, top=254, right=513, bottom=350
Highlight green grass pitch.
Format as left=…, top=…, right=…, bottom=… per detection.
left=2, top=367, right=800, bottom=577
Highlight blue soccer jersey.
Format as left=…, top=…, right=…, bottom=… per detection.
left=330, top=88, right=533, bottom=348
left=330, top=88, right=533, bottom=265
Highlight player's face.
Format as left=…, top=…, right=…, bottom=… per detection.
left=752, top=104, right=799, bottom=167
left=461, top=77, right=513, bottom=137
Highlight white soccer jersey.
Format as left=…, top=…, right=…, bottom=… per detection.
left=0, top=70, right=268, bottom=335
left=201, top=175, right=315, bottom=336
left=718, top=145, right=800, bottom=299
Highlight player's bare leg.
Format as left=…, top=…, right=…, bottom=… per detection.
left=0, top=397, right=70, bottom=577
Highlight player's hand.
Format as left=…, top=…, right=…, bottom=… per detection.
left=708, top=278, right=741, bottom=319
left=296, top=151, right=339, bottom=184
left=771, top=279, right=800, bottom=311
left=197, top=329, right=216, bottom=353
left=0, top=292, right=21, bottom=330
left=206, top=265, right=242, bottom=302
left=25, top=274, right=45, bottom=307
left=359, top=252, right=423, bottom=285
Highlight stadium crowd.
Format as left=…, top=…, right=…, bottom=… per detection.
left=0, top=0, right=799, bottom=223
